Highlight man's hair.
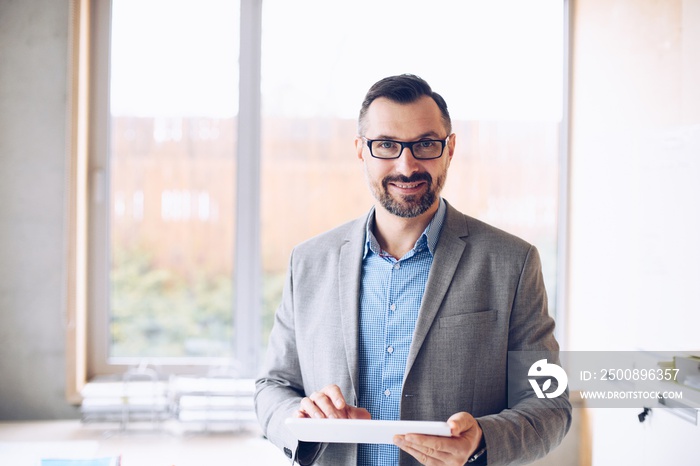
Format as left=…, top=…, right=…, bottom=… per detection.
left=357, top=74, right=452, bottom=136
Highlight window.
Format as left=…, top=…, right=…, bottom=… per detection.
left=69, top=0, right=567, bottom=386
left=260, top=0, right=567, bottom=347
left=86, top=0, right=242, bottom=377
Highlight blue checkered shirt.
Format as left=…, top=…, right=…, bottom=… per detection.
left=357, top=199, right=446, bottom=466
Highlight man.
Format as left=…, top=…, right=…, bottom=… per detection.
left=255, top=74, right=571, bottom=466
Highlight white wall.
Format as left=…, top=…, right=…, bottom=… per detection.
left=0, top=0, right=78, bottom=419
left=568, top=0, right=700, bottom=353
left=568, top=0, right=700, bottom=464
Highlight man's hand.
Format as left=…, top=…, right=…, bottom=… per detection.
left=393, top=412, right=483, bottom=466
left=295, top=384, right=371, bottom=420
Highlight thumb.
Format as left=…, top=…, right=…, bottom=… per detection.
left=447, top=412, right=475, bottom=436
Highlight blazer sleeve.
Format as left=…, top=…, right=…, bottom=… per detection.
left=254, top=249, right=326, bottom=464
left=475, top=245, right=572, bottom=465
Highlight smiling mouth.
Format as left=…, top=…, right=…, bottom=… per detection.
left=391, top=181, right=425, bottom=190
left=383, top=173, right=433, bottom=192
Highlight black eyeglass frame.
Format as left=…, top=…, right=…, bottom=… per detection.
left=362, top=136, right=450, bottom=160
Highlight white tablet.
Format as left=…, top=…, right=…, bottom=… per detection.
left=285, top=418, right=451, bottom=444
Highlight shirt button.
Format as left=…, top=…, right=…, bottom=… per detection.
left=390, top=303, right=396, bottom=311
left=387, top=346, right=394, bottom=354
left=384, top=389, right=391, bottom=396
left=393, top=263, right=400, bottom=270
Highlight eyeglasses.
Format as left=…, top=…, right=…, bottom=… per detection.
left=362, top=136, right=449, bottom=160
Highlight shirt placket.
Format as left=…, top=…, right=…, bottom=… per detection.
left=379, top=256, right=402, bottom=421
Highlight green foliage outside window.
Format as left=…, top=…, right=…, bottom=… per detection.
left=110, top=245, right=286, bottom=360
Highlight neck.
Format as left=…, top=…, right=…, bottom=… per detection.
left=372, top=200, right=439, bottom=259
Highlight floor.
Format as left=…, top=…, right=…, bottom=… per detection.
left=0, top=420, right=289, bottom=466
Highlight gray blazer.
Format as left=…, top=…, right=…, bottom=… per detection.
left=255, top=201, right=572, bottom=465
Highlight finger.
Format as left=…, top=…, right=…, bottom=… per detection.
left=299, top=396, right=326, bottom=419
left=398, top=442, right=431, bottom=465
left=446, top=411, right=474, bottom=436
left=347, top=406, right=371, bottom=420
left=403, top=433, right=448, bottom=450
left=446, top=412, right=483, bottom=457
left=294, top=409, right=310, bottom=418
left=394, top=437, right=447, bottom=466
left=402, top=433, right=466, bottom=459
left=318, top=384, right=347, bottom=410
left=309, top=391, right=345, bottom=418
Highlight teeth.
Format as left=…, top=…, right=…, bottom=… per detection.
left=395, top=183, right=419, bottom=189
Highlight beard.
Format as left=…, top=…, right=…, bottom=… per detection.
left=370, top=171, right=446, bottom=218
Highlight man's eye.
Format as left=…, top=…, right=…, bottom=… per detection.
left=378, top=141, right=397, bottom=149
left=418, top=141, right=437, bottom=148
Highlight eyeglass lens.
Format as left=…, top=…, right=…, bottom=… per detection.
left=370, top=140, right=444, bottom=159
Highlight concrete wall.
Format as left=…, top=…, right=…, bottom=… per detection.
left=0, top=0, right=78, bottom=419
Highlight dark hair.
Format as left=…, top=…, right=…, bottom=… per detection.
left=357, top=74, right=451, bottom=135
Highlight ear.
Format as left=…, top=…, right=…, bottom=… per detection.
left=355, top=136, right=365, bottom=161
left=446, top=133, right=456, bottom=163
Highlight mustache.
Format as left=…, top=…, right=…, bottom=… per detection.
left=382, top=172, right=433, bottom=188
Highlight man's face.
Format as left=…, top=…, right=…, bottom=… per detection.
left=355, top=96, right=455, bottom=219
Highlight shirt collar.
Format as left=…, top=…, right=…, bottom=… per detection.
left=363, top=198, right=447, bottom=259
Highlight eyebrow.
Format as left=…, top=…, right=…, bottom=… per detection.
left=372, top=131, right=444, bottom=141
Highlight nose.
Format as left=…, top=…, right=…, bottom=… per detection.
left=393, top=145, right=421, bottom=175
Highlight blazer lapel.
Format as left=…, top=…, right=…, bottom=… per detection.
left=404, top=203, right=469, bottom=379
left=337, top=214, right=368, bottom=403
